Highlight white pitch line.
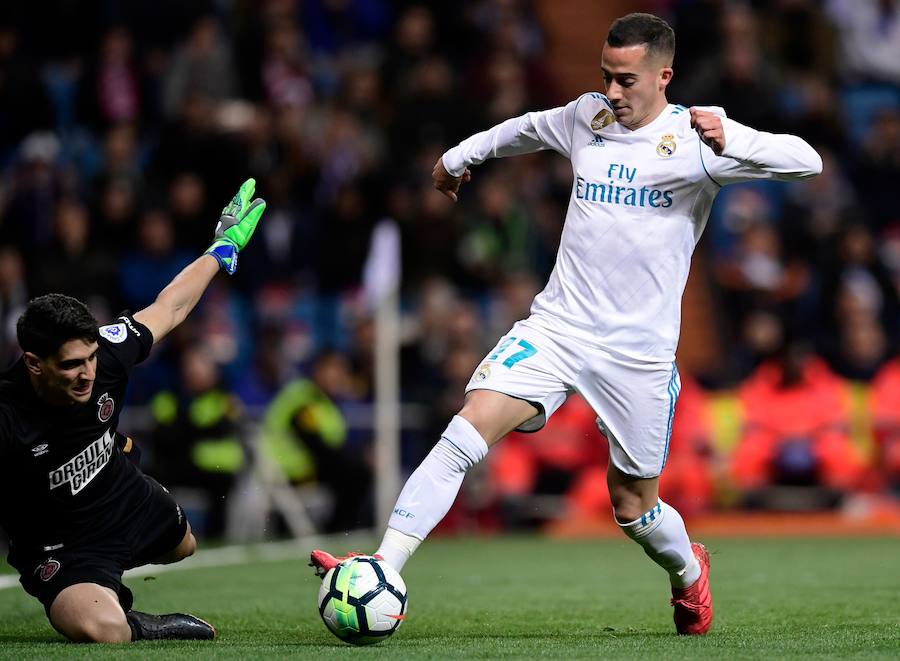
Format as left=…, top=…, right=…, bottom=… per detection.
left=0, top=533, right=373, bottom=592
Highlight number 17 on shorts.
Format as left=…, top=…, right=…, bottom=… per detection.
left=470, top=334, right=539, bottom=386
left=466, top=322, right=574, bottom=433
left=488, top=336, right=538, bottom=368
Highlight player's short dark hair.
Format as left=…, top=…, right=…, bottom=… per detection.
left=607, top=13, right=675, bottom=64
left=16, top=294, right=99, bottom=358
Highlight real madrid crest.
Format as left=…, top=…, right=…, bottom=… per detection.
left=97, top=393, right=115, bottom=423
left=591, top=109, right=615, bottom=132
left=472, top=363, right=491, bottom=383
left=656, top=134, right=676, bottom=158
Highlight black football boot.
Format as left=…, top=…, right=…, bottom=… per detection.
left=126, top=610, right=217, bottom=641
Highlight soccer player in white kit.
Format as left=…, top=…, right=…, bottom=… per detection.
left=312, top=13, right=822, bottom=635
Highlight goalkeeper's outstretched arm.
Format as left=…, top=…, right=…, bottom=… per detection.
left=134, top=178, right=266, bottom=345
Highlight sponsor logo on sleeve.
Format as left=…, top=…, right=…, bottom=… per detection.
left=31, top=443, right=49, bottom=457
left=591, top=109, right=615, bottom=131
left=99, top=323, right=127, bottom=343
left=118, top=315, right=141, bottom=337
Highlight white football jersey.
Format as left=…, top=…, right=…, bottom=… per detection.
left=443, top=94, right=822, bottom=361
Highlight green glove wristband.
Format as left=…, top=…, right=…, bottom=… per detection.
left=206, top=239, right=239, bottom=275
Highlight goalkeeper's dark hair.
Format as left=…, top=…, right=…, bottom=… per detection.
left=17, top=294, right=99, bottom=357
left=607, top=13, right=675, bottom=65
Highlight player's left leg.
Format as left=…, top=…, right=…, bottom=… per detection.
left=607, top=466, right=711, bottom=635
left=607, top=466, right=698, bottom=584
left=150, top=522, right=197, bottom=565
left=125, top=523, right=215, bottom=641
left=122, top=482, right=216, bottom=640
left=578, top=353, right=711, bottom=634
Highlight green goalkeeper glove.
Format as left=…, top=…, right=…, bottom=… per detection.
left=205, top=178, right=267, bottom=275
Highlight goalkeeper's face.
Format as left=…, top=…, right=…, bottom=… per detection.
left=601, top=43, right=673, bottom=130
left=26, top=338, right=99, bottom=406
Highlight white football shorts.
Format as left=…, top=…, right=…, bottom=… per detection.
left=466, top=318, right=681, bottom=478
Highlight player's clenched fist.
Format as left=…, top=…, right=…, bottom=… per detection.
left=690, top=108, right=726, bottom=156
left=432, top=158, right=472, bottom=203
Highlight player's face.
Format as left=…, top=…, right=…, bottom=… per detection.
left=36, top=339, right=99, bottom=405
left=601, top=44, right=673, bottom=130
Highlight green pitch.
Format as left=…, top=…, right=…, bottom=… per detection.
left=0, top=536, right=898, bottom=659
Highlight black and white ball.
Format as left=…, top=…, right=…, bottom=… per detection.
left=317, top=555, right=408, bottom=645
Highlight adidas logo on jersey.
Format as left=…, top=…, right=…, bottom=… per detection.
left=587, top=136, right=605, bottom=147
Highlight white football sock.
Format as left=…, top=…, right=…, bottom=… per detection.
left=618, top=500, right=701, bottom=588
left=379, top=415, right=489, bottom=569
left=374, top=527, right=421, bottom=573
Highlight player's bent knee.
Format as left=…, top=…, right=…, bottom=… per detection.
left=608, top=465, right=660, bottom=523
left=612, top=502, right=646, bottom=524
left=609, top=485, right=659, bottom=523
left=50, top=584, right=131, bottom=643
left=458, top=390, right=539, bottom=445
left=153, top=527, right=197, bottom=564
left=171, top=531, right=198, bottom=561
left=181, top=532, right=198, bottom=558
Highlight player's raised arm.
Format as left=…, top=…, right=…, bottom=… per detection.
left=134, top=178, right=266, bottom=344
left=691, top=107, right=823, bottom=185
left=434, top=96, right=585, bottom=201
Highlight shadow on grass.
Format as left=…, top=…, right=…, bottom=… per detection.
left=397, top=630, right=677, bottom=642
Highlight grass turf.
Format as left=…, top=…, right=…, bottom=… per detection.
left=0, top=535, right=898, bottom=659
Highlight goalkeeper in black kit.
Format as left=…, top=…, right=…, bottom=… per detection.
left=0, top=180, right=265, bottom=642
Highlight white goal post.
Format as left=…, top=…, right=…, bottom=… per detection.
left=363, top=220, right=403, bottom=529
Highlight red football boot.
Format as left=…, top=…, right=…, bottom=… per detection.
left=671, top=542, right=713, bottom=635
left=309, top=550, right=384, bottom=578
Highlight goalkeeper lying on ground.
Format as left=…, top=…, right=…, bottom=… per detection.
left=0, top=179, right=264, bottom=642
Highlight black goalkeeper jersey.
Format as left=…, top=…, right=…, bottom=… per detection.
left=0, top=312, right=154, bottom=554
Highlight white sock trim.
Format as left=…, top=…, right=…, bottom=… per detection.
left=442, top=415, right=489, bottom=465
left=618, top=500, right=700, bottom=587
left=617, top=501, right=665, bottom=539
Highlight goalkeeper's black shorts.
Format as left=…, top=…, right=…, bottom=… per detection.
left=10, top=475, right=187, bottom=615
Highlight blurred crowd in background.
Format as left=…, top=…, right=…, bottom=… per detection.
left=1, top=0, right=899, bottom=538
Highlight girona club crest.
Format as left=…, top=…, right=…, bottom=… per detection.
left=97, top=393, right=115, bottom=423
left=36, top=559, right=61, bottom=582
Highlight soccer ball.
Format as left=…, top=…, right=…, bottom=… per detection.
left=317, top=555, right=408, bottom=645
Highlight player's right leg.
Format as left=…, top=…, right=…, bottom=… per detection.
left=49, top=583, right=132, bottom=643
left=46, top=579, right=217, bottom=643
left=311, top=390, right=539, bottom=576
left=311, top=321, right=573, bottom=576
left=372, top=390, right=540, bottom=571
